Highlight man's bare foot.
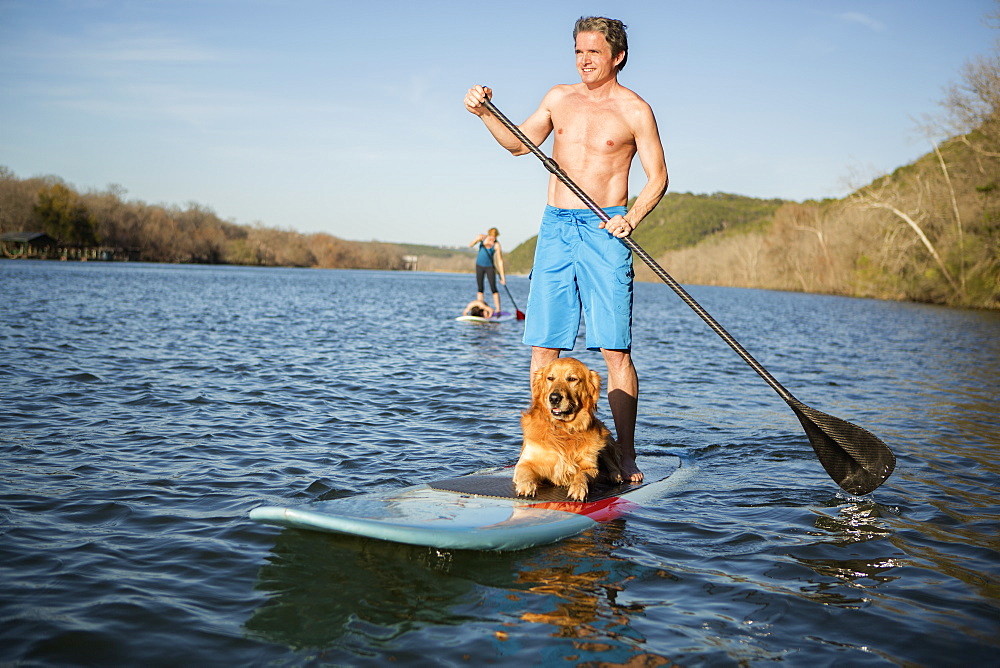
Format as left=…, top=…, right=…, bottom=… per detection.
left=622, top=455, right=643, bottom=483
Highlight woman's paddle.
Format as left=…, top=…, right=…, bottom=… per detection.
left=480, top=95, right=896, bottom=495
left=502, top=281, right=525, bottom=320
left=493, top=247, right=525, bottom=320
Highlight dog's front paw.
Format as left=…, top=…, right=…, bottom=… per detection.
left=514, top=480, right=538, bottom=498
left=567, top=482, right=588, bottom=502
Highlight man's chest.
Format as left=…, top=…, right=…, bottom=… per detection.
left=551, top=104, right=635, bottom=154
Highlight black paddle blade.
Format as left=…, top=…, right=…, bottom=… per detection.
left=787, top=399, right=896, bottom=495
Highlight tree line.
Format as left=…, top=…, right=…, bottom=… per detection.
left=0, top=172, right=409, bottom=270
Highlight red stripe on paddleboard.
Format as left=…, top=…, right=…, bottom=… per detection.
left=527, top=496, right=640, bottom=522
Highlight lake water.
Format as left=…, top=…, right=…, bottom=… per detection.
left=1, top=259, right=998, bottom=666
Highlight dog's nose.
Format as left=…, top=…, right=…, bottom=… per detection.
left=548, top=392, right=562, bottom=406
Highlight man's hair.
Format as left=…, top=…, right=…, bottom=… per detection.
left=574, top=16, right=628, bottom=72
left=470, top=306, right=484, bottom=317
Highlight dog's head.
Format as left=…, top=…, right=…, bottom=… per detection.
left=531, top=357, right=602, bottom=424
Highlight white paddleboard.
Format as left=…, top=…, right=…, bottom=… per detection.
left=455, top=311, right=516, bottom=323
left=249, top=456, right=681, bottom=551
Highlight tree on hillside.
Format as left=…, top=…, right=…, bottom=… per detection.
left=851, top=178, right=963, bottom=299
left=941, top=9, right=1000, bottom=160
left=84, top=184, right=143, bottom=251
left=34, top=183, right=99, bottom=246
left=0, top=166, right=41, bottom=233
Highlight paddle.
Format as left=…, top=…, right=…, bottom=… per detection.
left=493, top=255, right=525, bottom=320
left=502, top=282, right=526, bottom=320
left=479, top=95, right=896, bottom=495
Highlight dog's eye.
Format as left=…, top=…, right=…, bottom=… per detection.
left=566, top=376, right=578, bottom=382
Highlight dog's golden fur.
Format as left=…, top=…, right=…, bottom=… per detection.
left=514, top=357, right=624, bottom=501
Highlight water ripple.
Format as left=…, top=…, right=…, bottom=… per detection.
left=1, top=261, right=998, bottom=665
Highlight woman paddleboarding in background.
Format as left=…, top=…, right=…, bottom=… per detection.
left=469, top=227, right=506, bottom=315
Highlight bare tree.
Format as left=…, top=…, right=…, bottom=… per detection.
left=851, top=178, right=963, bottom=297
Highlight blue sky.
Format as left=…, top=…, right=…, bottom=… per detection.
left=1, top=1, right=996, bottom=248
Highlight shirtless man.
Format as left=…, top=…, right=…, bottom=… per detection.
left=465, top=16, right=668, bottom=481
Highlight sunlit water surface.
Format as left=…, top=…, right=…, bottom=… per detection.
left=1, top=260, right=998, bottom=666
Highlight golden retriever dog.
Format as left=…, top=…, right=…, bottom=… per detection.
left=514, top=357, right=624, bottom=501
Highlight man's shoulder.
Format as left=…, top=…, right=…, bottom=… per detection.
left=542, top=83, right=578, bottom=103
left=610, top=85, right=657, bottom=127
left=612, top=83, right=652, bottom=108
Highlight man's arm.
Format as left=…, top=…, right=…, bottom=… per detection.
left=625, top=104, right=668, bottom=226
left=605, top=100, right=668, bottom=237
left=465, top=85, right=557, bottom=156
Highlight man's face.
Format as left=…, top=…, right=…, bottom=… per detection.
left=575, top=31, right=622, bottom=85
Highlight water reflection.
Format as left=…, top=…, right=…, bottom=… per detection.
left=773, top=501, right=904, bottom=609
left=246, top=530, right=478, bottom=651
left=245, top=522, right=675, bottom=664
left=513, top=521, right=638, bottom=633
left=810, top=500, right=896, bottom=546
left=793, top=555, right=901, bottom=586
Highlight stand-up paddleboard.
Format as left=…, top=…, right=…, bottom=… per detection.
left=249, top=456, right=681, bottom=551
left=455, top=311, right=515, bottom=323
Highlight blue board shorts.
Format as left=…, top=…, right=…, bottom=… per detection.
left=523, top=205, right=634, bottom=351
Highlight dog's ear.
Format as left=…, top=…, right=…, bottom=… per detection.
left=586, top=369, right=602, bottom=408
left=530, top=367, right=546, bottom=406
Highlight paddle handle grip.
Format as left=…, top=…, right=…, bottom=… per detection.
left=480, top=94, right=796, bottom=404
